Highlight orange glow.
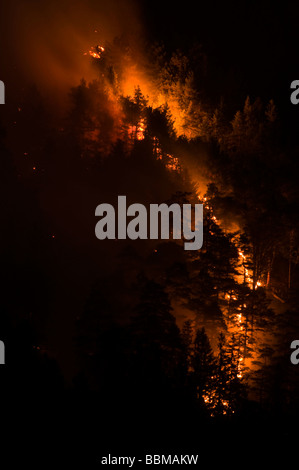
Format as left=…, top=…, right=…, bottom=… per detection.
left=238, top=248, right=253, bottom=286
left=165, top=155, right=180, bottom=172
left=137, top=120, right=145, bottom=140
left=128, top=119, right=146, bottom=141
left=88, top=45, right=105, bottom=60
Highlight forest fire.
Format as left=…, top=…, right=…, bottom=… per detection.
left=128, top=119, right=146, bottom=141
left=238, top=248, right=253, bottom=285
left=2, top=0, right=299, bottom=464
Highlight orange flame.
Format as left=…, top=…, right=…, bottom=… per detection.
left=87, top=45, right=105, bottom=60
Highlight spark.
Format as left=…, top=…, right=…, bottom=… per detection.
left=166, top=155, right=180, bottom=172
left=88, top=45, right=105, bottom=59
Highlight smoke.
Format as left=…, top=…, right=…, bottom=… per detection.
left=0, top=0, right=221, bottom=203
left=0, top=0, right=143, bottom=107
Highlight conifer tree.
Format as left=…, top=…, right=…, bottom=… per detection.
left=192, top=327, right=216, bottom=404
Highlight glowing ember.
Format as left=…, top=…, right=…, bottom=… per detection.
left=238, top=248, right=253, bottom=285
left=87, top=45, right=104, bottom=59
left=165, top=155, right=180, bottom=172
left=136, top=119, right=145, bottom=140
left=128, top=120, right=146, bottom=142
